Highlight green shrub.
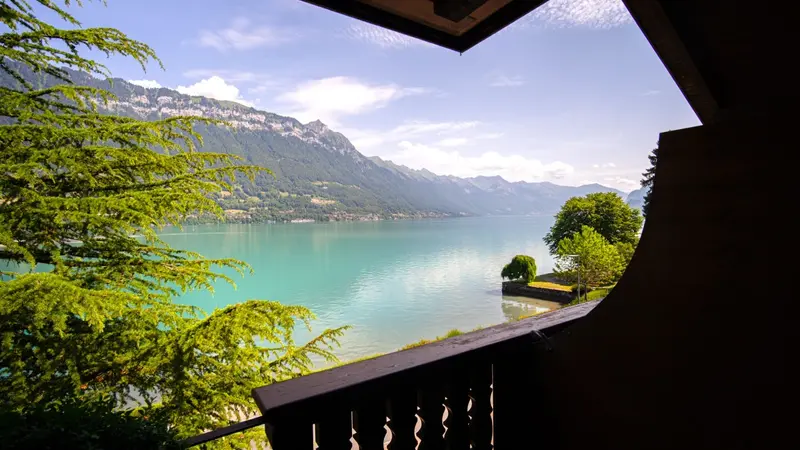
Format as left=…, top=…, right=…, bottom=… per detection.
left=568, top=288, right=612, bottom=305
left=443, top=329, right=463, bottom=338
left=0, top=397, right=182, bottom=450
left=501, top=255, right=537, bottom=283
left=570, top=283, right=593, bottom=294
left=586, top=289, right=611, bottom=301
left=401, top=339, right=433, bottom=350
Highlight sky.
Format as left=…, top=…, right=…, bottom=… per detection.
left=44, top=0, right=699, bottom=191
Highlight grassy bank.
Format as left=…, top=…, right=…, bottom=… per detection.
left=526, top=272, right=572, bottom=291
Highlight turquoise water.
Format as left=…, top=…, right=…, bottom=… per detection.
left=161, top=216, right=560, bottom=361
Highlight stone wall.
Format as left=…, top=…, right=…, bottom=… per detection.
left=501, top=282, right=574, bottom=304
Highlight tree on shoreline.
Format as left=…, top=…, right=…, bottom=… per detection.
left=554, top=226, right=621, bottom=289
left=544, top=192, right=643, bottom=255
left=501, top=255, right=537, bottom=283
left=0, top=1, right=346, bottom=447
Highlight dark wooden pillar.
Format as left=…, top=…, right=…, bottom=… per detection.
left=538, top=113, right=796, bottom=450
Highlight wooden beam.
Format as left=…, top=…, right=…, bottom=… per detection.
left=623, top=0, right=720, bottom=124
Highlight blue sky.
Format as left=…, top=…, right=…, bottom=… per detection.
left=52, top=0, right=698, bottom=191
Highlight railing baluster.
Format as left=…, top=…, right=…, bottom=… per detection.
left=353, top=400, right=387, bottom=450
left=315, top=409, right=353, bottom=450
left=493, top=343, right=537, bottom=449
left=387, top=389, right=417, bottom=450
left=418, top=384, right=446, bottom=450
left=444, top=376, right=470, bottom=450
left=265, top=417, right=314, bottom=450
left=247, top=306, right=596, bottom=450
left=469, top=364, right=493, bottom=450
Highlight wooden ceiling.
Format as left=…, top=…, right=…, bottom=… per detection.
left=358, top=0, right=513, bottom=36
left=300, top=0, right=546, bottom=52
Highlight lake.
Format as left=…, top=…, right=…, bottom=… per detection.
left=161, top=216, right=560, bottom=362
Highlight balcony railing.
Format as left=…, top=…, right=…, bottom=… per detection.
left=184, top=300, right=598, bottom=449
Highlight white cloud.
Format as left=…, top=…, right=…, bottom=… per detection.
left=390, top=121, right=479, bottom=137
left=344, top=23, right=429, bottom=49
left=275, top=77, right=427, bottom=125
left=176, top=76, right=254, bottom=107
left=437, top=138, right=470, bottom=147
left=183, top=69, right=282, bottom=97
left=490, top=75, right=525, bottom=87
left=518, top=0, right=632, bottom=29
left=196, top=17, right=295, bottom=51
left=345, top=120, right=480, bottom=150
left=389, top=141, right=574, bottom=182
left=128, top=79, right=162, bottom=89
left=642, top=89, right=661, bottom=96
left=184, top=69, right=257, bottom=82
left=603, top=176, right=639, bottom=190
left=592, top=162, right=616, bottom=168
left=475, top=132, right=504, bottom=139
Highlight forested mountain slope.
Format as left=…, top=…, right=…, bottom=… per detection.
left=2, top=64, right=624, bottom=222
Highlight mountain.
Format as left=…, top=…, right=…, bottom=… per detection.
left=1, top=64, right=625, bottom=222
left=626, top=187, right=647, bottom=210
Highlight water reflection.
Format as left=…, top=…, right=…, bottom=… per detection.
left=501, top=296, right=562, bottom=322
left=162, top=216, right=559, bottom=361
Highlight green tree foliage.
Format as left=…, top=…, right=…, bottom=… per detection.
left=614, top=241, right=636, bottom=280
left=554, top=226, right=622, bottom=288
left=543, top=192, right=643, bottom=255
left=640, top=147, right=658, bottom=218
left=501, top=255, right=537, bottom=283
left=0, top=1, right=347, bottom=447
left=0, top=396, right=182, bottom=450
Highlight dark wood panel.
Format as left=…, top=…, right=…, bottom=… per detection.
left=265, top=417, right=314, bottom=450
left=418, top=383, right=446, bottom=450
left=444, top=374, right=470, bottom=450
left=469, top=364, right=493, bottom=450
left=353, top=400, right=388, bottom=450
left=315, top=410, right=353, bottom=450
left=387, top=390, right=418, bottom=450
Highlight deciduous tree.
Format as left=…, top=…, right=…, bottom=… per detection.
left=501, top=255, right=537, bottom=283
left=554, top=226, right=622, bottom=288
left=544, top=192, right=643, bottom=255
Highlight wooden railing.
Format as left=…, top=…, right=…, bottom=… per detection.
left=185, top=301, right=598, bottom=449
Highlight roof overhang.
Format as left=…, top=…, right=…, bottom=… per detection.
left=302, top=0, right=778, bottom=125
left=301, top=0, right=547, bottom=53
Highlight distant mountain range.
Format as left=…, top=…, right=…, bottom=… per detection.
left=625, top=187, right=646, bottom=211
left=2, top=64, right=630, bottom=222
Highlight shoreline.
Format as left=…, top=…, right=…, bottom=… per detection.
left=178, top=212, right=558, bottom=227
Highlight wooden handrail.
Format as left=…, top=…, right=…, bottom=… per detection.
left=181, top=416, right=264, bottom=448
left=183, top=301, right=598, bottom=448
left=250, top=301, right=598, bottom=449
left=252, top=301, right=597, bottom=418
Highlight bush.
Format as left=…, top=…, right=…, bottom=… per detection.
left=501, top=255, right=537, bottom=283
left=586, top=289, right=611, bottom=301
left=443, top=329, right=463, bottom=338
left=400, top=328, right=465, bottom=350
left=0, top=397, right=183, bottom=450
left=570, top=283, right=593, bottom=294
left=401, top=338, right=433, bottom=350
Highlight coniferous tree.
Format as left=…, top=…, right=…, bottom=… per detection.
left=640, top=147, right=658, bottom=218
left=0, top=1, right=347, bottom=446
